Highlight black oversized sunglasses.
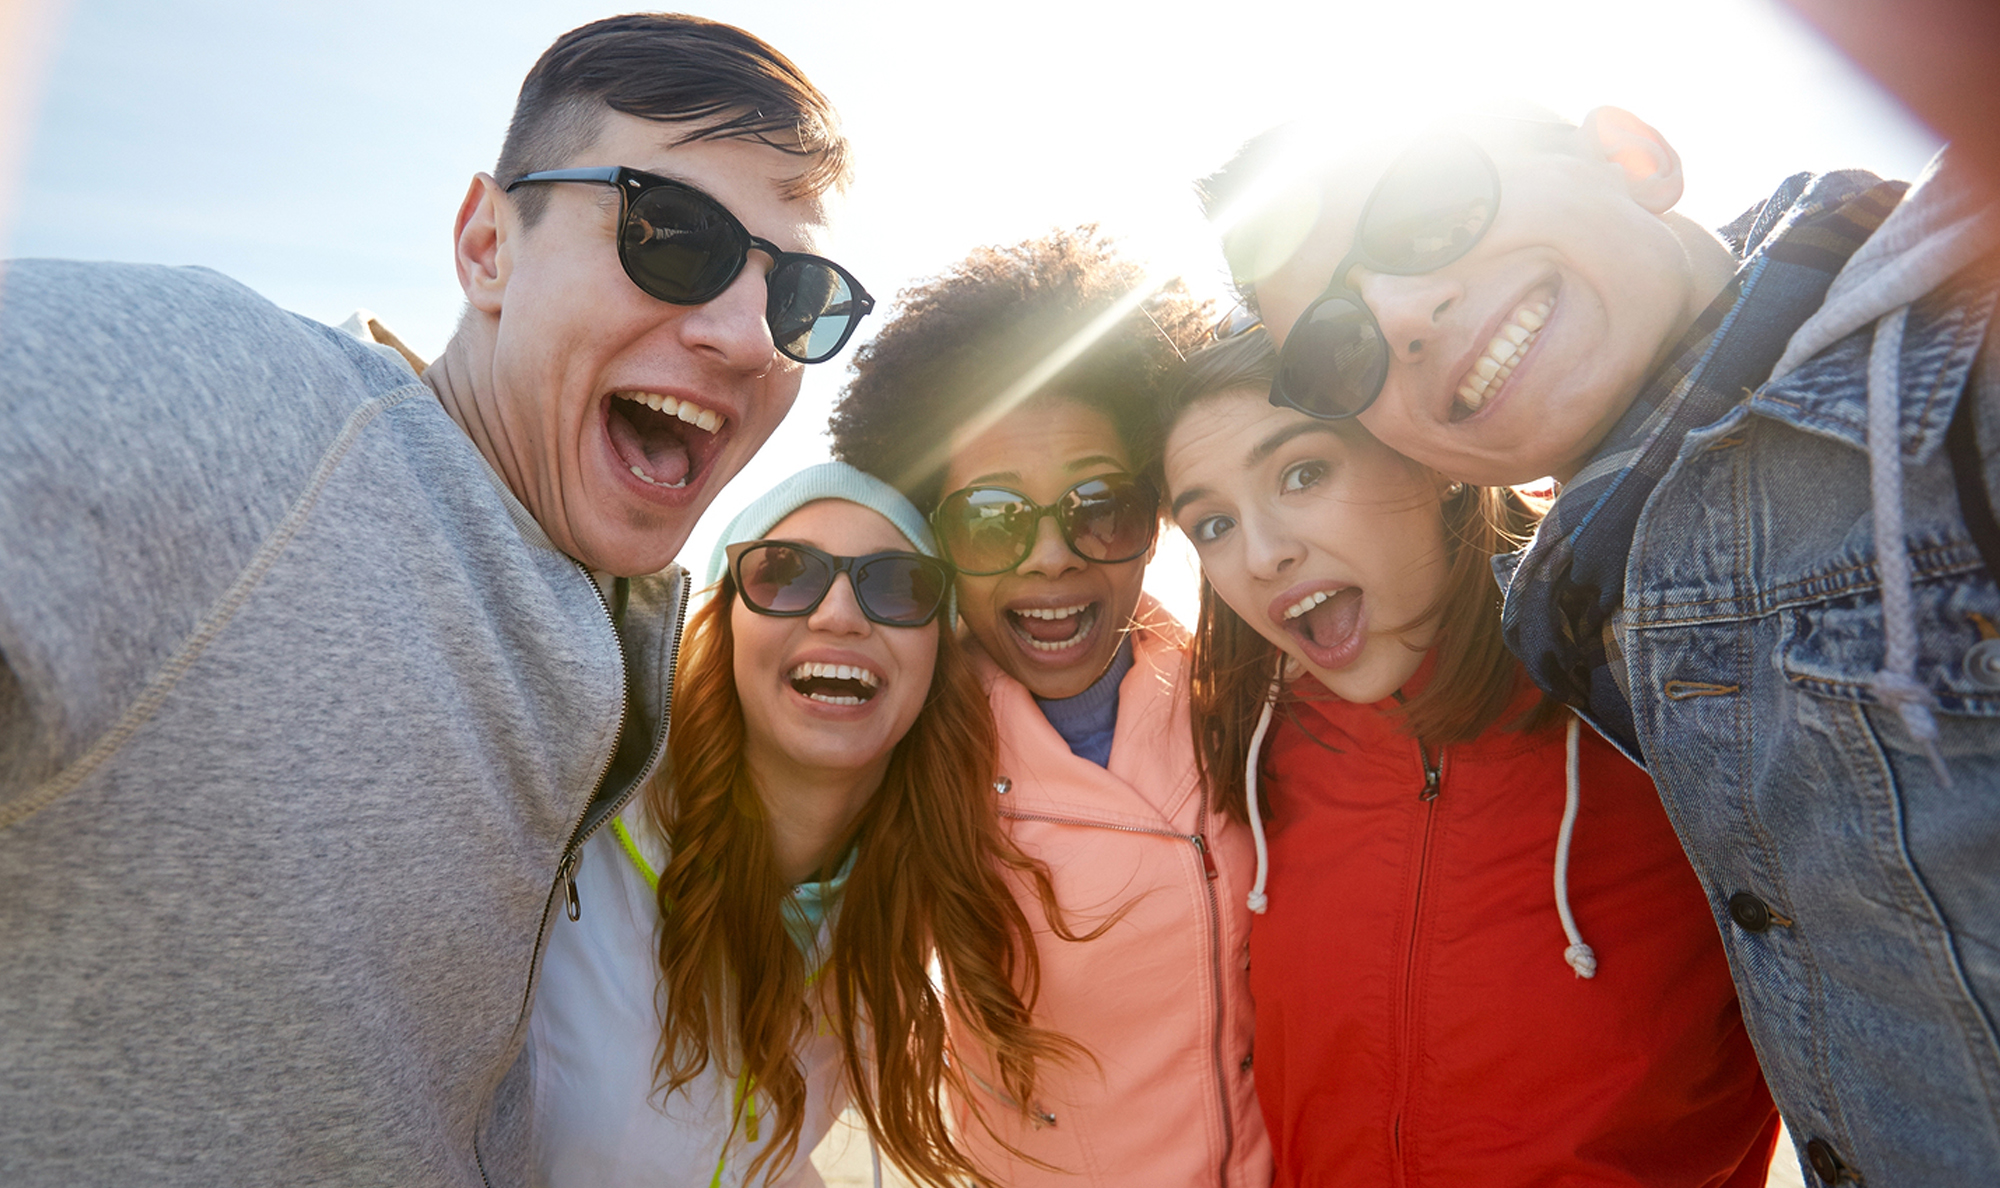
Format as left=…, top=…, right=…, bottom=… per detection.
left=931, top=474, right=1160, bottom=577
left=727, top=540, right=951, bottom=628
left=1271, top=132, right=1501, bottom=420
left=506, top=166, right=875, bottom=364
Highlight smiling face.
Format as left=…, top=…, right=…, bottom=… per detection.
left=940, top=397, right=1152, bottom=700
left=449, top=110, right=836, bottom=575
left=731, top=500, right=939, bottom=791
left=1165, top=388, right=1450, bottom=704
left=1249, top=111, right=1718, bottom=486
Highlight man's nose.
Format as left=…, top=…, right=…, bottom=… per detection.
left=1352, top=267, right=1462, bottom=366
left=678, top=259, right=778, bottom=373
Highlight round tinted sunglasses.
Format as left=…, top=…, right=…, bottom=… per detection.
left=1271, top=132, right=1500, bottom=420
left=932, top=474, right=1160, bottom=577
left=727, top=540, right=951, bottom=628
left=506, top=166, right=875, bottom=365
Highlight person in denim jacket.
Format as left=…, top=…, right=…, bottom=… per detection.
left=1205, top=109, right=1999, bottom=1185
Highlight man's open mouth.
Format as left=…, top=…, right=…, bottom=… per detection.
left=607, top=390, right=727, bottom=489
left=1278, top=586, right=1364, bottom=660
left=1452, top=294, right=1553, bottom=418
left=788, top=661, right=881, bottom=707
left=1007, top=601, right=1099, bottom=655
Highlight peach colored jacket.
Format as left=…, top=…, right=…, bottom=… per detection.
left=953, top=607, right=1271, bottom=1188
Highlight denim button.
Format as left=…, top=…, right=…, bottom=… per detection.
left=1728, top=891, right=1773, bottom=932
left=1966, top=638, right=2000, bottom=689
left=1804, top=1137, right=1849, bottom=1183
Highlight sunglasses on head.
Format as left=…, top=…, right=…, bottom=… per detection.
left=931, top=473, right=1160, bottom=578
left=505, top=166, right=875, bottom=365
left=1269, top=132, right=1501, bottom=420
left=727, top=540, right=951, bottom=628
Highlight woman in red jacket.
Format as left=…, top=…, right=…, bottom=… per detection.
left=1157, top=327, right=1779, bottom=1186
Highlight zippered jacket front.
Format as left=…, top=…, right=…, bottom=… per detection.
left=1252, top=674, right=1778, bottom=1186
left=949, top=604, right=1272, bottom=1188
left=0, top=261, right=686, bottom=1187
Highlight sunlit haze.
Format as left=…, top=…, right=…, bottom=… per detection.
left=9, top=0, right=1939, bottom=625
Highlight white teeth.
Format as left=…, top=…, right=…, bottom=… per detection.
left=1283, top=590, right=1332, bottom=621
left=613, top=390, right=726, bottom=434
left=1016, top=604, right=1089, bottom=621
left=786, top=661, right=879, bottom=687
left=628, top=464, right=687, bottom=489
left=1456, top=299, right=1553, bottom=410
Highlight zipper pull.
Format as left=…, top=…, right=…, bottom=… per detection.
left=559, top=850, right=582, bottom=921
left=1418, top=741, right=1441, bottom=802
left=1193, top=833, right=1219, bottom=880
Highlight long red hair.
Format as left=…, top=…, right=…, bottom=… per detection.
left=649, top=575, right=1082, bottom=1185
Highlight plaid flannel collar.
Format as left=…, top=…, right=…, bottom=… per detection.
left=1498, top=170, right=1907, bottom=758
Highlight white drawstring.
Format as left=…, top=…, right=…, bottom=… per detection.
left=1244, top=690, right=1278, bottom=914
left=1864, top=306, right=1953, bottom=785
left=1553, top=715, right=1598, bottom=979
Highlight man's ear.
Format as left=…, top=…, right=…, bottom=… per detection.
left=1579, top=106, right=1684, bottom=214
left=453, top=173, right=511, bottom=314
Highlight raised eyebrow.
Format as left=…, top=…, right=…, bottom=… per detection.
left=1169, top=486, right=1213, bottom=517
left=965, top=470, right=1024, bottom=487
left=1065, top=454, right=1127, bottom=473
left=1248, top=420, right=1348, bottom=465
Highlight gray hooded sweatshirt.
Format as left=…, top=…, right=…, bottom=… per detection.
left=0, top=260, right=686, bottom=1187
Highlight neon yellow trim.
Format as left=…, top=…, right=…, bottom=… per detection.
left=710, top=1069, right=760, bottom=1187
left=610, top=817, right=659, bottom=891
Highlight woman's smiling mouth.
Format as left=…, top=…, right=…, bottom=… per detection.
left=1006, top=600, right=1100, bottom=655
left=787, top=660, right=882, bottom=706
left=1271, top=584, right=1367, bottom=671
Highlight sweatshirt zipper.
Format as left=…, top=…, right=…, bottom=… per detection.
left=1389, top=739, right=1442, bottom=1180
left=477, top=566, right=690, bottom=1188
left=1000, top=802, right=1237, bottom=1186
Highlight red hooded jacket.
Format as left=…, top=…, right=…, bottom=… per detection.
left=1250, top=675, right=1778, bottom=1186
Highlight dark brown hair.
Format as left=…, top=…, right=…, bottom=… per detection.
left=1160, top=330, right=1556, bottom=822
left=496, top=13, right=851, bottom=225
left=829, top=227, right=1211, bottom=510
left=650, top=576, right=1089, bottom=1185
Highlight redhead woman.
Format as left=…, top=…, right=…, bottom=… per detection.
left=830, top=229, right=1271, bottom=1187
left=525, top=463, right=1075, bottom=1187
left=1159, top=328, right=1778, bottom=1186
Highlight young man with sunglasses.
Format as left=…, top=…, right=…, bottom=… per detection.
left=0, top=15, right=868, bottom=1187
left=1206, top=111, right=2000, bottom=1184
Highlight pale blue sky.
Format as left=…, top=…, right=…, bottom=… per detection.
left=9, top=0, right=1944, bottom=600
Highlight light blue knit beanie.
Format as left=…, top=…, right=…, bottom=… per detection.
left=705, top=461, right=951, bottom=625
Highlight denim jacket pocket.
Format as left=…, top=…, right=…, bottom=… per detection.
left=1777, top=555, right=2000, bottom=723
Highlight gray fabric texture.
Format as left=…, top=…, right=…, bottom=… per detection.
left=0, top=259, right=685, bottom=1187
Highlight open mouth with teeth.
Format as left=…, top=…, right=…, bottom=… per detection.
left=1453, top=295, right=1553, bottom=419
left=607, top=390, right=727, bottom=490
left=1278, top=586, right=1366, bottom=669
left=788, top=661, right=881, bottom=707
left=1007, top=601, right=1100, bottom=656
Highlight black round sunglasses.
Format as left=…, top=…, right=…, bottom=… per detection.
left=727, top=540, right=951, bottom=628
left=1269, top=132, right=1501, bottom=420
left=931, top=473, right=1160, bottom=577
left=506, top=166, right=875, bottom=365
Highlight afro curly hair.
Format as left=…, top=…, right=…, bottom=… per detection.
left=828, top=226, right=1212, bottom=512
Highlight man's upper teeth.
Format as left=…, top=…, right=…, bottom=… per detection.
left=788, top=661, right=878, bottom=687
left=1457, top=299, right=1552, bottom=411
left=1018, top=604, right=1088, bottom=620
left=1284, top=590, right=1332, bottom=620
left=616, top=390, right=723, bottom=433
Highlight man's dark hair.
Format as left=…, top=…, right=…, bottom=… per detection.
left=828, top=227, right=1212, bottom=512
left=496, top=13, right=851, bottom=226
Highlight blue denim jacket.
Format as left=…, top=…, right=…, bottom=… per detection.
left=1611, top=265, right=2000, bottom=1183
